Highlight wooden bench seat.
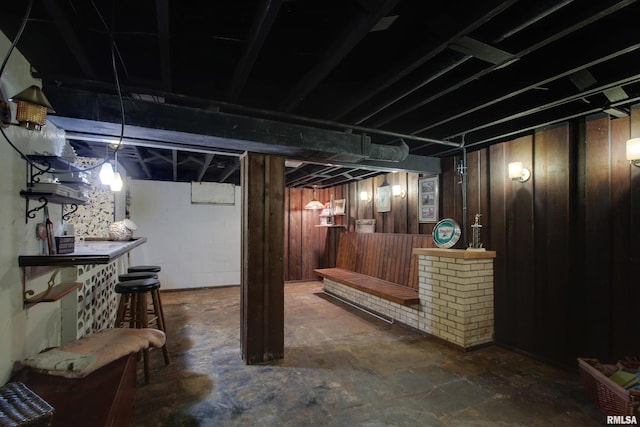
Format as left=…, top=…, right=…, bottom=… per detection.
left=315, top=232, right=433, bottom=307
left=315, top=267, right=420, bottom=306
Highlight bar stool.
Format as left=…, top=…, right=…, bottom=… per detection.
left=123, top=265, right=166, bottom=340
left=114, top=278, right=170, bottom=384
left=119, top=271, right=158, bottom=281
left=128, top=265, right=161, bottom=274
left=118, top=271, right=166, bottom=337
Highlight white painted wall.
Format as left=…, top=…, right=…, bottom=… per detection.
left=0, top=32, right=67, bottom=382
left=128, top=180, right=241, bottom=289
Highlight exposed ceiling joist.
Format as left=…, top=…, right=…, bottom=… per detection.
left=226, top=0, right=283, bottom=102
left=278, top=0, right=400, bottom=111
left=1, top=0, right=638, bottom=187
left=197, top=154, right=215, bottom=182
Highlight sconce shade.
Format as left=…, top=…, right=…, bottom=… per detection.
left=10, top=85, right=55, bottom=131
left=304, top=199, right=325, bottom=210
left=99, top=162, right=115, bottom=185
left=110, top=172, right=123, bottom=191
left=626, top=138, right=640, bottom=161
left=360, top=191, right=371, bottom=202
left=508, top=162, right=531, bottom=182
left=392, top=185, right=405, bottom=198
left=508, top=162, right=523, bottom=179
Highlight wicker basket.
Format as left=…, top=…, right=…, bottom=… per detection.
left=578, top=357, right=640, bottom=416
left=0, top=382, right=54, bottom=427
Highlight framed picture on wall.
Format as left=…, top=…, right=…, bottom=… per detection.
left=333, top=199, right=346, bottom=215
left=376, top=185, right=391, bottom=212
left=418, top=176, right=439, bottom=223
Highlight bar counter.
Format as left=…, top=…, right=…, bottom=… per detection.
left=19, top=237, right=147, bottom=267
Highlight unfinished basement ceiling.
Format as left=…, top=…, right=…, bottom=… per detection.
left=1, top=0, right=639, bottom=187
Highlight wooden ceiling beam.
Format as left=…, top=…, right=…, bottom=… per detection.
left=369, top=0, right=638, bottom=129
left=156, top=0, right=172, bottom=92
left=41, top=0, right=97, bottom=80
left=333, top=0, right=519, bottom=121
left=278, top=0, right=401, bottom=112
left=226, top=0, right=283, bottom=102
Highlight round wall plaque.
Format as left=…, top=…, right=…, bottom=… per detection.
left=432, top=218, right=462, bottom=248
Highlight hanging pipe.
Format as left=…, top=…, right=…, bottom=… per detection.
left=457, top=136, right=468, bottom=247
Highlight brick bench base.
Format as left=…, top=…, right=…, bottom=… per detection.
left=314, top=268, right=419, bottom=306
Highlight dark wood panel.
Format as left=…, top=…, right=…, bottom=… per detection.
left=610, top=115, right=634, bottom=360
left=241, top=153, right=284, bottom=363
left=532, top=124, right=571, bottom=364
left=583, top=115, right=612, bottom=360
left=407, top=173, right=420, bottom=234
left=489, top=143, right=510, bottom=344
left=629, top=107, right=640, bottom=360
left=506, top=136, right=535, bottom=352
left=266, top=155, right=285, bottom=360
left=466, top=150, right=483, bottom=247
left=286, top=188, right=303, bottom=281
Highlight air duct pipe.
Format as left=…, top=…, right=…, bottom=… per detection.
left=367, top=138, right=409, bottom=162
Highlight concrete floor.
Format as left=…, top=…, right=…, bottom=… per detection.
left=130, top=281, right=603, bottom=426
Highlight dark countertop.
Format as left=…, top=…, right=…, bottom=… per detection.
left=19, top=237, right=147, bottom=267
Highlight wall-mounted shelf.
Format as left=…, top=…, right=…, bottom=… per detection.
left=20, top=155, right=90, bottom=223
left=24, top=282, right=82, bottom=308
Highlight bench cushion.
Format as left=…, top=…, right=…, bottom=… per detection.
left=22, top=328, right=166, bottom=378
left=315, top=267, right=420, bottom=306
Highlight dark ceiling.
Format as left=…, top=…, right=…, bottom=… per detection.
left=1, top=0, right=639, bottom=187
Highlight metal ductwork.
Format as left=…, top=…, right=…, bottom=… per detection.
left=45, top=86, right=417, bottom=165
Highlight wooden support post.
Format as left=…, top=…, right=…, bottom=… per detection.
left=240, top=152, right=285, bottom=363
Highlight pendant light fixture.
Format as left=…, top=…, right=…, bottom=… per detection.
left=304, top=186, right=325, bottom=210
left=99, top=162, right=114, bottom=185
left=110, top=151, right=123, bottom=191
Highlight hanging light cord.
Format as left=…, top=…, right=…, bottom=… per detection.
left=0, top=0, right=126, bottom=174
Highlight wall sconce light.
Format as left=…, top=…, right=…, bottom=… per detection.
left=508, top=162, right=531, bottom=182
left=9, top=85, right=55, bottom=131
left=626, top=138, right=640, bottom=167
left=360, top=191, right=372, bottom=202
left=392, top=185, right=406, bottom=198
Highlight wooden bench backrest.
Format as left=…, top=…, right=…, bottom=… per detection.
left=335, top=232, right=434, bottom=289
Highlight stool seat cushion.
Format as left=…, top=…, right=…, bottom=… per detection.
left=128, top=265, right=161, bottom=273
left=21, top=328, right=166, bottom=379
left=118, top=271, right=158, bottom=281
left=115, top=278, right=160, bottom=294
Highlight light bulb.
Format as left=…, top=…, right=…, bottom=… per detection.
left=99, top=162, right=114, bottom=185
left=110, top=172, right=123, bottom=191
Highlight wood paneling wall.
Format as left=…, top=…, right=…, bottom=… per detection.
left=285, top=107, right=640, bottom=367
left=440, top=108, right=640, bottom=367
left=285, top=172, right=435, bottom=281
